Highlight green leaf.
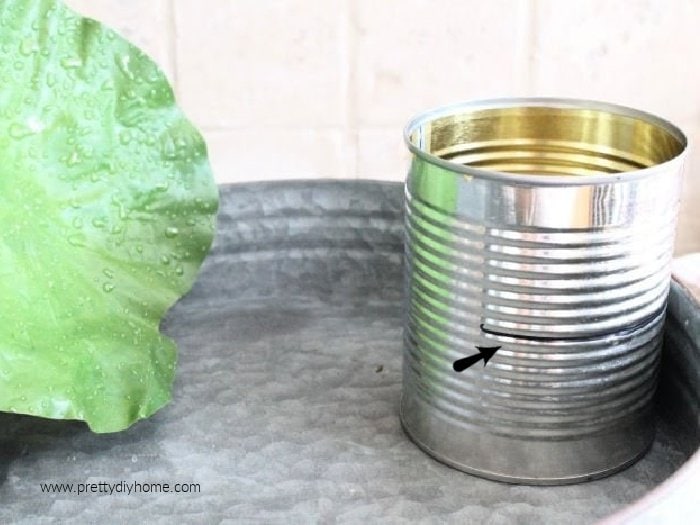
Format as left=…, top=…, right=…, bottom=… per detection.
left=0, top=0, right=218, bottom=432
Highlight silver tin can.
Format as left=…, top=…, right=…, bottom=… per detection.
left=400, top=98, right=688, bottom=484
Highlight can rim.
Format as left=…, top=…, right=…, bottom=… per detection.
left=403, top=97, right=689, bottom=186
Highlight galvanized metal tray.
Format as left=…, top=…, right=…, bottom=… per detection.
left=0, top=181, right=697, bottom=524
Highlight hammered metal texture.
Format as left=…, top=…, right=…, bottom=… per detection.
left=0, top=182, right=696, bottom=523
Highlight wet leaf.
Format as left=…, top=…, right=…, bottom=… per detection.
left=0, top=0, right=218, bottom=432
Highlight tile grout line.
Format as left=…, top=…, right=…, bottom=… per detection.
left=344, top=0, right=359, bottom=179
left=525, top=0, right=539, bottom=95
left=200, top=125, right=354, bottom=133
left=166, top=0, right=178, bottom=96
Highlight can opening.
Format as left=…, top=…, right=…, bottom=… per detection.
left=408, top=103, right=686, bottom=176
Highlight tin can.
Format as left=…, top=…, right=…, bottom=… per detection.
left=400, top=98, right=688, bottom=484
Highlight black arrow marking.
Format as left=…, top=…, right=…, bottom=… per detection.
left=479, top=307, right=664, bottom=342
left=452, top=346, right=501, bottom=372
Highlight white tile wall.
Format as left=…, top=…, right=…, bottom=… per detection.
left=676, top=125, right=700, bottom=255
left=356, top=128, right=410, bottom=181
left=673, top=253, right=700, bottom=300
left=353, top=0, right=530, bottom=127
left=204, top=129, right=351, bottom=181
left=64, top=0, right=700, bottom=254
left=66, top=0, right=174, bottom=79
left=175, top=0, right=348, bottom=129
left=532, top=0, right=700, bottom=125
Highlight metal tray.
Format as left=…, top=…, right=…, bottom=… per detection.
left=1, top=181, right=697, bottom=524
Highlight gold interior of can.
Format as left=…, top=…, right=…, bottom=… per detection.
left=411, top=106, right=685, bottom=176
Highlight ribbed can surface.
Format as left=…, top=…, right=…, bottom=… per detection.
left=400, top=98, right=688, bottom=484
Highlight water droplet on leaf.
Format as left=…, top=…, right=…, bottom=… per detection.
left=60, top=55, right=82, bottom=69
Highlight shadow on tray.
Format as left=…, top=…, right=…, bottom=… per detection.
left=0, top=412, right=157, bottom=487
